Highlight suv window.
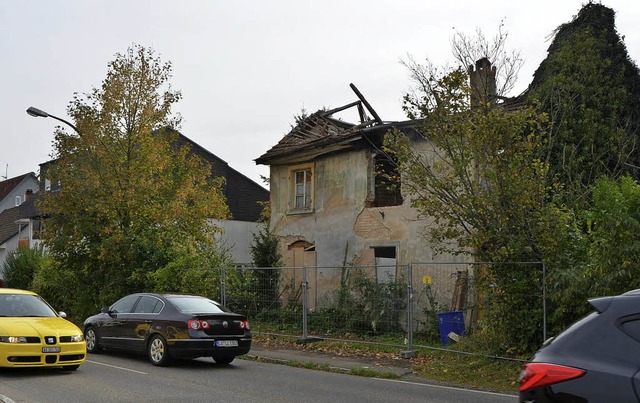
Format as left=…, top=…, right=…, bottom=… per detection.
left=620, top=316, right=640, bottom=342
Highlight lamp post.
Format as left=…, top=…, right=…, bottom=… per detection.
left=26, top=106, right=81, bottom=136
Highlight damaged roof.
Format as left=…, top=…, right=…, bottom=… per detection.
left=255, top=108, right=361, bottom=165
left=255, top=96, right=417, bottom=166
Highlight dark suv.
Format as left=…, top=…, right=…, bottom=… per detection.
left=519, top=289, right=640, bottom=402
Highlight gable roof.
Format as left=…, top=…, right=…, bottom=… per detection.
left=0, top=173, right=37, bottom=201
left=167, top=128, right=270, bottom=222
left=0, top=196, right=39, bottom=246
left=0, top=206, right=21, bottom=246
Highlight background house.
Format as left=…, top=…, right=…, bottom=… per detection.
left=0, top=173, right=38, bottom=213
left=0, top=173, right=40, bottom=271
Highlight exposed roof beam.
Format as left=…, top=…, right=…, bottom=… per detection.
left=349, top=83, right=383, bottom=124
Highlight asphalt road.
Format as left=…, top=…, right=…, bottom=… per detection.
left=0, top=352, right=516, bottom=403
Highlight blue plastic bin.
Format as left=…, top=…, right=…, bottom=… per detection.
left=437, top=311, right=465, bottom=345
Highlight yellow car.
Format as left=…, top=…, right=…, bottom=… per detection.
left=0, top=288, right=86, bottom=370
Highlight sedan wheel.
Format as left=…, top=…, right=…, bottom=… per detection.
left=148, top=335, right=170, bottom=366
left=84, top=327, right=102, bottom=354
left=213, top=355, right=235, bottom=365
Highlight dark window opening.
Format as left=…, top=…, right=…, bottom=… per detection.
left=373, top=246, right=397, bottom=283
left=373, top=154, right=402, bottom=207
left=374, top=246, right=396, bottom=259
left=32, top=219, right=42, bottom=240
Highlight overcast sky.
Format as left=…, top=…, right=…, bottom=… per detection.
left=2, top=1, right=639, bottom=188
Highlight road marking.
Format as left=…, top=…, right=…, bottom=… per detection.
left=87, top=359, right=148, bottom=375
left=377, top=378, right=516, bottom=398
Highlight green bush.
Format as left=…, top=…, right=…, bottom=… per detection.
left=2, top=245, right=47, bottom=290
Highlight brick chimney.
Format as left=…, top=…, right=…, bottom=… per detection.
left=468, top=57, right=497, bottom=107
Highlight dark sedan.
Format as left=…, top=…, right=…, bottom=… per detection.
left=519, top=289, right=640, bottom=402
left=83, top=293, right=251, bottom=366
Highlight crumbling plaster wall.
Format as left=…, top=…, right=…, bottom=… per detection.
left=269, top=140, right=451, bottom=268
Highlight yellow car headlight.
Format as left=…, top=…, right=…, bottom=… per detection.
left=0, top=336, right=28, bottom=343
left=69, top=335, right=85, bottom=342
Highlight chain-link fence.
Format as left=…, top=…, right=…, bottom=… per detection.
left=213, top=261, right=544, bottom=357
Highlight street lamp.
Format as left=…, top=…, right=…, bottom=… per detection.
left=26, top=106, right=81, bottom=136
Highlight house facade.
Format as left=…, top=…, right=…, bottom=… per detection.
left=0, top=173, right=41, bottom=272
left=0, top=173, right=38, bottom=213
left=255, top=102, right=463, bottom=276
left=256, top=61, right=498, bottom=272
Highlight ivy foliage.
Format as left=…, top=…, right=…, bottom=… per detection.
left=529, top=3, right=640, bottom=207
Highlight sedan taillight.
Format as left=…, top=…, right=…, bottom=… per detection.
left=188, top=320, right=210, bottom=330
left=239, top=320, right=250, bottom=330
left=519, top=363, right=585, bottom=391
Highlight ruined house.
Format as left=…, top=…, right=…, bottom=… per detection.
left=255, top=62, right=498, bottom=311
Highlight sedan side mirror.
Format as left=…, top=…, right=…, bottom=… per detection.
left=58, top=311, right=67, bottom=318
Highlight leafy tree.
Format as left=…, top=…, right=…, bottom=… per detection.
left=585, top=176, right=640, bottom=296
left=385, top=67, right=582, bottom=354
left=39, top=44, right=230, bottom=317
left=529, top=3, right=640, bottom=208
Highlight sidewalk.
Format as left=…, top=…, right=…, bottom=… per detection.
left=246, top=341, right=427, bottom=383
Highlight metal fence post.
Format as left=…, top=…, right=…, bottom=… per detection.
left=221, top=267, right=226, bottom=307
left=400, top=263, right=417, bottom=358
left=300, top=265, right=309, bottom=342
left=543, top=262, right=547, bottom=342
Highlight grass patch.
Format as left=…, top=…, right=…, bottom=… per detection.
left=251, top=334, right=522, bottom=394
left=349, top=367, right=401, bottom=379
left=411, top=350, right=522, bottom=393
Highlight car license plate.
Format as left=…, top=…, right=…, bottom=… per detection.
left=215, top=340, right=238, bottom=347
left=42, top=347, right=61, bottom=353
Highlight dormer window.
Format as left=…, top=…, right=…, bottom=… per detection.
left=15, top=195, right=21, bottom=206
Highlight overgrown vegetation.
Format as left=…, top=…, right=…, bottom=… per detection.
left=308, top=269, right=406, bottom=336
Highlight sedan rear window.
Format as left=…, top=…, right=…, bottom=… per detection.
left=166, top=296, right=227, bottom=314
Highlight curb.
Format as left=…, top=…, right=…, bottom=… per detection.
left=0, top=394, right=16, bottom=403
